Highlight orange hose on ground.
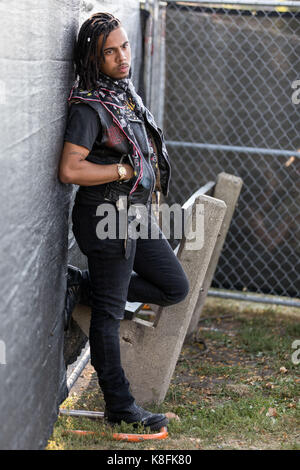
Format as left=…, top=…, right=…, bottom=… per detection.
left=64, top=427, right=168, bottom=442
left=113, top=426, right=168, bottom=442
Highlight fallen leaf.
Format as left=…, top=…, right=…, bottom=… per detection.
left=165, top=412, right=180, bottom=421
left=259, top=407, right=265, bottom=415
left=225, top=384, right=252, bottom=396
left=280, top=366, right=288, bottom=374
left=266, top=407, right=277, bottom=417
left=265, top=382, right=274, bottom=389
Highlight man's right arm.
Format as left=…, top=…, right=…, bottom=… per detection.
left=58, top=141, right=134, bottom=186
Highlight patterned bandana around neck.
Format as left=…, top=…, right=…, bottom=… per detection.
left=95, top=72, right=145, bottom=120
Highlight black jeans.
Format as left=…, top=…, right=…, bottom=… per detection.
left=71, top=201, right=189, bottom=411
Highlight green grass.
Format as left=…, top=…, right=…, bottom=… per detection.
left=47, top=298, right=300, bottom=450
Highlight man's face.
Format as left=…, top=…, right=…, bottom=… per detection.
left=97, top=27, right=131, bottom=80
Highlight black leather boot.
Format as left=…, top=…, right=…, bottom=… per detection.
left=104, top=401, right=168, bottom=431
left=63, top=265, right=92, bottom=330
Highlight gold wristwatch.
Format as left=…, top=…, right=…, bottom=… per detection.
left=117, top=163, right=127, bottom=181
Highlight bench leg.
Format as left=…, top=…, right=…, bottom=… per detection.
left=185, top=172, right=243, bottom=341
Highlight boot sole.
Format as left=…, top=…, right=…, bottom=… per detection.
left=105, top=415, right=169, bottom=432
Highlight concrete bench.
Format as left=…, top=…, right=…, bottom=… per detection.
left=71, top=172, right=242, bottom=404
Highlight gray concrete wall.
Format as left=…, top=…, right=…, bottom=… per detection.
left=0, top=0, right=142, bottom=450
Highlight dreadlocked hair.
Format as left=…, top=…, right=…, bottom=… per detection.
left=74, top=12, right=121, bottom=90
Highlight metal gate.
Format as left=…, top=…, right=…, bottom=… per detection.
left=156, top=0, right=300, bottom=306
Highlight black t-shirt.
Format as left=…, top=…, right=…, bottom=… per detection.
left=64, top=103, right=102, bottom=151
left=64, top=102, right=158, bottom=205
left=64, top=103, right=111, bottom=205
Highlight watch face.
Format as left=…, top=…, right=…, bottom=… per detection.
left=117, top=165, right=127, bottom=180
left=119, top=166, right=126, bottom=177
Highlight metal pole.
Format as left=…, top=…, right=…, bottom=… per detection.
left=59, top=409, right=104, bottom=418
left=67, top=346, right=91, bottom=392
left=165, top=140, right=300, bottom=158
left=166, top=0, right=300, bottom=7
left=208, top=289, right=300, bottom=308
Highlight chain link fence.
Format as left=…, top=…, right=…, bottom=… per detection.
left=162, top=1, right=300, bottom=302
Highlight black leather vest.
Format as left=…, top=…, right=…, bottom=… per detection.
left=68, top=89, right=171, bottom=207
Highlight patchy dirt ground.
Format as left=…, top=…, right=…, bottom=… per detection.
left=69, top=302, right=298, bottom=399
left=52, top=298, right=300, bottom=450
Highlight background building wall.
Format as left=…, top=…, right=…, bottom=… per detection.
left=0, top=0, right=142, bottom=450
